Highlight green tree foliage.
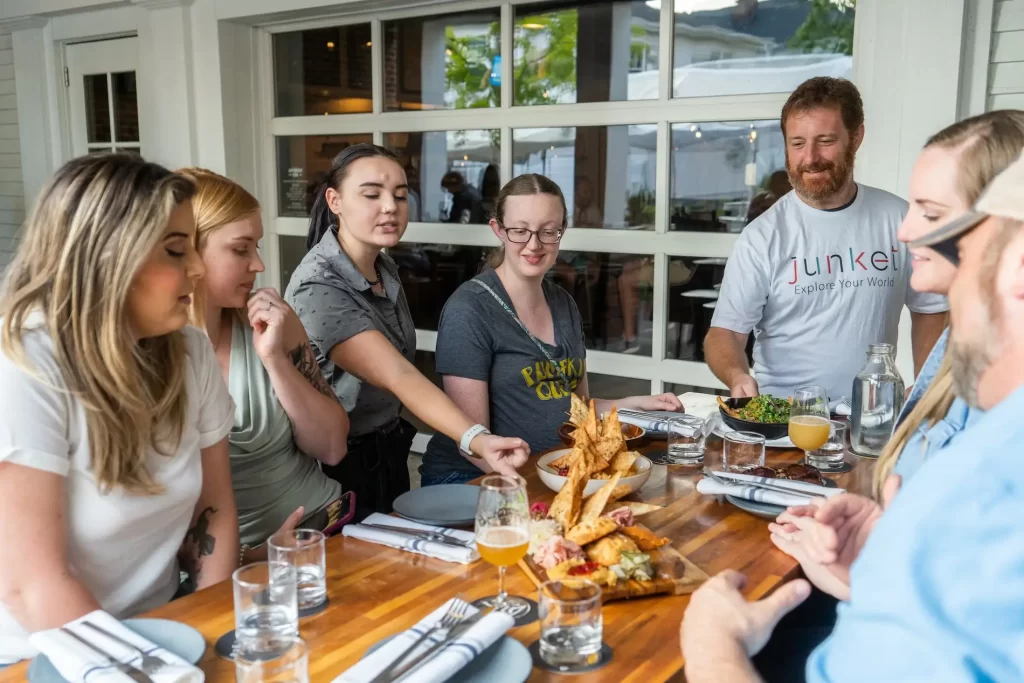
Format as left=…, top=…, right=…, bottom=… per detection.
left=789, top=0, right=856, bottom=56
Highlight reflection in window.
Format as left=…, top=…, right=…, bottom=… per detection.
left=589, top=374, right=651, bottom=400
left=671, top=0, right=855, bottom=98
left=390, top=244, right=490, bottom=330
left=273, top=25, right=373, bottom=117
left=276, top=135, right=374, bottom=217
left=279, top=235, right=309, bottom=292
left=513, top=125, right=656, bottom=230
left=385, top=131, right=499, bottom=224
left=669, top=120, right=786, bottom=233
left=665, top=255, right=753, bottom=364
left=384, top=10, right=501, bottom=112
left=513, top=1, right=659, bottom=105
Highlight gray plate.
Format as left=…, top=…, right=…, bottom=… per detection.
left=393, top=484, right=479, bottom=527
left=725, top=494, right=785, bottom=520
left=27, top=618, right=206, bottom=683
left=364, top=634, right=531, bottom=683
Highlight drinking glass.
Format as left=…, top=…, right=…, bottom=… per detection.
left=722, top=431, right=766, bottom=472
left=475, top=474, right=531, bottom=612
left=808, top=420, right=847, bottom=472
left=269, top=529, right=327, bottom=613
left=235, top=637, right=309, bottom=683
left=538, top=579, right=603, bottom=668
left=233, top=562, right=299, bottom=654
left=789, top=386, right=831, bottom=461
left=666, top=415, right=708, bottom=465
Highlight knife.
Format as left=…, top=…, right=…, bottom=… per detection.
left=362, top=522, right=476, bottom=549
left=383, top=610, right=490, bottom=682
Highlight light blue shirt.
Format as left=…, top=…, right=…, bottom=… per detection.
left=807, top=385, right=1024, bottom=682
left=892, top=327, right=982, bottom=483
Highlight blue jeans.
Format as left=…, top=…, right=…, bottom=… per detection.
left=419, top=469, right=480, bottom=487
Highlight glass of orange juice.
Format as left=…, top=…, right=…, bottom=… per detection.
left=789, top=386, right=831, bottom=459
left=475, top=474, right=531, bottom=611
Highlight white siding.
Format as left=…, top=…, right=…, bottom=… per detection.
left=0, top=29, right=20, bottom=275
left=990, top=0, right=1024, bottom=109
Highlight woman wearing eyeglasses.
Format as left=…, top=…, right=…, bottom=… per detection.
left=420, top=173, right=683, bottom=487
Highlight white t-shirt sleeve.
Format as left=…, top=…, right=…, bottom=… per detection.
left=710, top=229, right=770, bottom=335
left=0, top=334, right=72, bottom=476
left=183, top=327, right=236, bottom=449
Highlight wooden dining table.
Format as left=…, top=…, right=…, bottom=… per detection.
left=1, top=438, right=875, bottom=682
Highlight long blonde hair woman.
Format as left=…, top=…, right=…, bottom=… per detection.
left=181, top=168, right=351, bottom=559
left=0, top=154, right=238, bottom=664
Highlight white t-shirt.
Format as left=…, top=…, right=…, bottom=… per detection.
left=0, top=322, right=234, bottom=663
left=711, top=185, right=948, bottom=403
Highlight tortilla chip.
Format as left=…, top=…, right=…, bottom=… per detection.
left=585, top=532, right=639, bottom=567
left=549, top=444, right=582, bottom=471
left=569, top=393, right=589, bottom=427
left=620, top=525, right=670, bottom=551
left=549, top=458, right=586, bottom=529
left=605, top=501, right=663, bottom=516
left=600, top=408, right=627, bottom=449
left=608, top=450, right=638, bottom=474
left=593, top=436, right=624, bottom=465
left=608, top=483, right=633, bottom=503
left=566, top=516, right=618, bottom=546
left=584, top=400, right=600, bottom=441
left=579, top=472, right=623, bottom=522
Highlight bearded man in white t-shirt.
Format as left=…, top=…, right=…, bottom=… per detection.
left=705, top=77, right=948, bottom=402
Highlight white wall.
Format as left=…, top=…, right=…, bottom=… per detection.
left=990, top=0, right=1024, bottom=108
left=0, top=29, right=23, bottom=274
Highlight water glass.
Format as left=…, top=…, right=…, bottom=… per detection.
left=538, top=579, right=603, bottom=668
left=269, top=529, right=327, bottom=612
left=666, top=415, right=708, bottom=465
left=722, top=431, right=766, bottom=472
left=235, top=637, right=309, bottom=683
left=233, top=562, right=299, bottom=654
left=808, top=420, right=847, bottom=471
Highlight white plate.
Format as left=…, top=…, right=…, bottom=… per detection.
left=536, top=450, right=652, bottom=497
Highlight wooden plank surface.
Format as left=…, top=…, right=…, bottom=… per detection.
left=0, top=438, right=874, bottom=682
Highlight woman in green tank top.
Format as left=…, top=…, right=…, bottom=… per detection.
left=182, top=168, right=352, bottom=563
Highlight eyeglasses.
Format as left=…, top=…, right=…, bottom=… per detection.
left=501, top=225, right=564, bottom=244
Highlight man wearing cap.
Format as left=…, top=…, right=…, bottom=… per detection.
left=706, top=77, right=949, bottom=401
left=680, top=150, right=1024, bottom=682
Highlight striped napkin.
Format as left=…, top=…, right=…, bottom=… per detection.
left=342, top=513, right=479, bottom=564
left=334, top=599, right=514, bottom=683
left=28, top=611, right=203, bottom=683
left=697, top=470, right=844, bottom=507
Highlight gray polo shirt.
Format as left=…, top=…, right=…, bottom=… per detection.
left=285, top=231, right=417, bottom=437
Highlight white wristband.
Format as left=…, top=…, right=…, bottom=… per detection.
left=459, top=424, right=490, bottom=457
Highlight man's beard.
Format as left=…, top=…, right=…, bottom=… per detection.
left=950, top=301, right=1000, bottom=409
left=786, top=142, right=856, bottom=202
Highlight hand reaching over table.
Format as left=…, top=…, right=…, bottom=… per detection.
left=470, top=434, right=530, bottom=477
left=615, top=393, right=685, bottom=413
left=730, top=375, right=759, bottom=399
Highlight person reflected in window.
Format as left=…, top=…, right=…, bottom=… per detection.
left=441, top=170, right=485, bottom=224
left=419, top=173, right=683, bottom=487
left=481, top=164, right=501, bottom=219
left=553, top=176, right=601, bottom=294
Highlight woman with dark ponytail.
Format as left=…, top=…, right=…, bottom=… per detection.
left=285, top=144, right=529, bottom=520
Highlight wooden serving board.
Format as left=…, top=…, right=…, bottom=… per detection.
left=518, top=526, right=709, bottom=602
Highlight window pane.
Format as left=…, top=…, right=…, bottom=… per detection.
left=513, top=125, right=656, bottom=230
left=391, top=243, right=490, bottom=330
left=672, top=1, right=854, bottom=98
left=385, top=130, right=499, bottom=224
left=277, top=134, right=373, bottom=217
left=669, top=120, right=786, bottom=233
left=384, top=10, right=501, bottom=112
left=588, top=373, right=651, bottom=400
left=273, top=25, right=373, bottom=117
left=279, top=235, right=309, bottom=292
left=84, top=74, right=111, bottom=144
left=514, top=1, right=659, bottom=105
left=111, top=72, right=139, bottom=143
left=666, top=255, right=754, bottom=364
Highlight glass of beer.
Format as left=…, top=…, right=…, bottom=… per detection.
left=475, top=474, right=531, bottom=611
left=789, top=386, right=831, bottom=460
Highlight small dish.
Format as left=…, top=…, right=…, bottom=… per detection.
left=536, top=449, right=652, bottom=497
left=718, top=398, right=790, bottom=441
left=557, top=422, right=646, bottom=448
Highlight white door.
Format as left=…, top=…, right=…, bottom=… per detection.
left=65, top=37, right=141, bottom=157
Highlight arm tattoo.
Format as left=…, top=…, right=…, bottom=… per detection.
left=179, top=506, right=217, bottom=579
left=289, top=342, right=337, bottom=400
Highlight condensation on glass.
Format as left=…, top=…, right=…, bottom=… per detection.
left=669, top=120, right=786, bottom=233
left=383, top=9, right=501, bottom=112
left=513, top=0, right=660, bottom=105
left=276, top=134, right=373, bottom=217
left=273, top=25, right=373, bottom=117
left=671, top=1, right=855, bottom=98
left=384, top=130, right=499, bottom=224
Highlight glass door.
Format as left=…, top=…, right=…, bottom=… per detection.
left=65, top=37, right=141, bottom=157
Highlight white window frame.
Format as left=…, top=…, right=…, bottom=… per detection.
left=255, top=0, right=813, bottom=396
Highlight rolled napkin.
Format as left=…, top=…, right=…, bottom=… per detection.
left=697, top=470, right=844, bottom=508
left=28, top=610, right=203, bottom=683
left=342, top=513, right=479, bottom=564
left=334, top=599, right=515, bottom=683
left=677, top=392, right=722, bottom=420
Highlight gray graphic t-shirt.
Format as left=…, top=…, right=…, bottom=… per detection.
left=423, top=269, right=587, bottom=477
left=711, top=184, right=948, bottom=402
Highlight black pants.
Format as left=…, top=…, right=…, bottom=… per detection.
left=752, top=587, right=839, bottom=683
left=321, top=418, right=415, bottom=523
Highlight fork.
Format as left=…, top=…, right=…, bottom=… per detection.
left=362, top=522, right=475, bottom=549
left=703, top=468, right=815, bottom=501
left=81, top=620, right=172, bottom=676
left=59, top=627, right=154, bottom=683
left=368, top=596, right=471, bottom=683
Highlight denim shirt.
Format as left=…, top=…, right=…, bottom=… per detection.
left=892, top=327, right=982, bottom=483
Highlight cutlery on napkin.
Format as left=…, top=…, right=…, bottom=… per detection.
left=333, top=599, right=514, bottom=683
left=342, top=513, right=479, bottom=564
left=697, top=470, right=844, bottom=508
left=28, top=610, right=203, bottom=683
